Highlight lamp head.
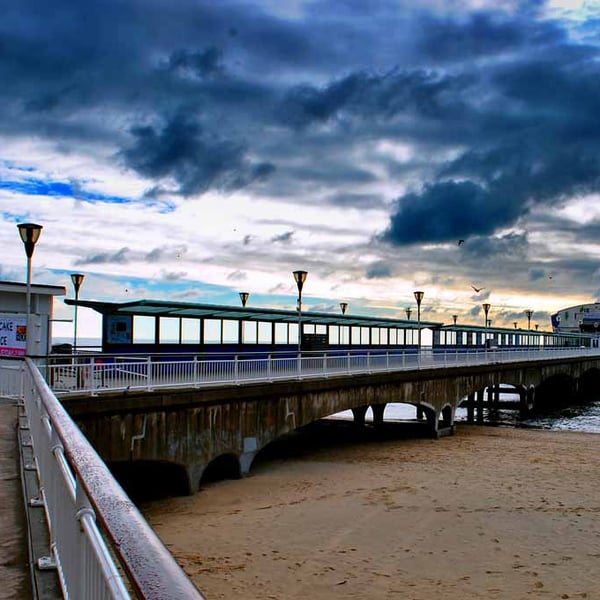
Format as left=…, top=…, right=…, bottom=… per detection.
left=339, top=302, right=348, bottom=315
left=293, top=270, right=308, bottom=293
left=482, top=303, right=491, bottom=315
left=70, top=273, right=85, bottom=295
left=413, top=290, right=424, bottom=304
left=17, top=223, right=43, bottom=258
left=239, top=291, right=249, bottom=307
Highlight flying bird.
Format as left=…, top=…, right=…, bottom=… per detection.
left=458, top=239, right=465, bottom=246
left=471, top=285, right=485, bottom=293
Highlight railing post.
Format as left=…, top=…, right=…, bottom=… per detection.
left=193, top=355, right=199, bottom=387
left=268, top=354, right=272, bottom=380
left=88, top=357, right=96, bottom=395
left=146, top=356, right=153, bottom=391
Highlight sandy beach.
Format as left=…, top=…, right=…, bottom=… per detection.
left=142, top=423, right=600, bottom=600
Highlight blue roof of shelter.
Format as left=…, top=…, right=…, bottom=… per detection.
left=65, top=298, right=443, bottom=329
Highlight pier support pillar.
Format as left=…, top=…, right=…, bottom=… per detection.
left=371, top=403, right=386, bottom=428
left=240, top=436, right=258, bottom=475
left=476, top=389, right=485, bottom=425
left=466, top=392, right=475, bottom=424
left=351, top=406, right=368, bottom=427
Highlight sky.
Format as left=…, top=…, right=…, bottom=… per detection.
left=2, top=0, right=600, bottom=339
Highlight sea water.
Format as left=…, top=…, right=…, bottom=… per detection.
left=328, top=397, right=600, bottom=434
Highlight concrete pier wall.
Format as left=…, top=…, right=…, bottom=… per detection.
left=61, top=356, right=600, bottom=495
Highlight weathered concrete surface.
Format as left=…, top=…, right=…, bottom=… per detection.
left=0, top=400, right=30, bottom=600
left=61, top=356, right=600, bottom=495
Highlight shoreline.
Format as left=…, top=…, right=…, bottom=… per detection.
left=142, top=423, right=600, bottom=599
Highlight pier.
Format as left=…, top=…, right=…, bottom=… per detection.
left=3, top=346, right=600, bottom=598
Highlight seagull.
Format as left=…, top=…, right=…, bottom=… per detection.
left=471, top=285, right=485, bottom=293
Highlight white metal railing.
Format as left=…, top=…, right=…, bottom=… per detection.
left=45, top=346, right=600, bottom=396
left=2, top=358, right=205, bottom=600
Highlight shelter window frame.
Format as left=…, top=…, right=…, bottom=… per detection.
left=203, top=319, right=221, bottom=344
left=258, top=321, right=272, bottom=344
left=339, top=325, right=350, bottom=345
left=159, top=316, right=180, bottom=344
left=380, top=327, right=388, bottom=345
left=371, top=328, right=380, bottom=345
left=242, top=321, right=258, bottom=344
left=329, top=325, right=340, bottom=345
left=132, top=315, right=155, bottom=344
left=181, top=318, right=200, bottom=344
left=275, top=322, right=289, bottom=344
left=361, top=326, right=370, bottom=344
left=389, top=328, right=397, bottom=345
left=222, top=319, right=238, bottom=344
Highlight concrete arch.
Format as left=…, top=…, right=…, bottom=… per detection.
left=439, top=405, right=454, bottom=431
left=200, top=453, right=241, bottom=488
left=535, top=373, right=576, bottom=410
left=578, top=367, right=600, bottom=400
left=109, top=459, right=192, bottom=500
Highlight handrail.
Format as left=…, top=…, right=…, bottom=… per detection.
left=22, top=358, right=206, bottom=599
left=45, top=345, right=600, bottom=397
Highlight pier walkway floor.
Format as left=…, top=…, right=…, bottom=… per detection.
left=0, top=398, right=60, bottom=600
left=0, top=399, right=30, bottom=599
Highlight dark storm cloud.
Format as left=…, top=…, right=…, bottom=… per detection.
left=4, top=0, right=600, bottom=256
left=271, top=231, right=294, bottom=244
left=326, top=192, right=387, bottom=210
left=366, top=262, right=392, bottom=279
left=416, top=11, right=564, bottom=62
left=120, top=113, right=275, bottom=196
left=167, top=47, right=225, bottom=79
left=458, top=233, right=529, bottom=260
left=381, top=44, right=600, bottom=246
left=528, top=268, right=547, bottom=281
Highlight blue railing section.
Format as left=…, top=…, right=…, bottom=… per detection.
left=45, top=345, right=600, bottom=396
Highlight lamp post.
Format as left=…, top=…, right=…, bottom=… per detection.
left=482, top=303, right=491, bottom=329
left=413, top=290, right=424, bottom=347
left=514, top=322, right=518, bottom=329
left=405, top=307, right=412, bottom=320
left=293, top=270, right=307, bottom=353
left=340, top=302, right=348, bottom=315
left=525, top=309, right=533, bottom=330
left=17, top=223, right=43, bottom=355
left=239, top=292, right=249, bottom=307
left=452, top=315, right=458, bottom=325
left=70, top=273, right=85, bottom=352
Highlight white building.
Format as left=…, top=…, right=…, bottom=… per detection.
left=0, top=280, right=65, bottom=356
left=551, top=302, right=600, bottom=335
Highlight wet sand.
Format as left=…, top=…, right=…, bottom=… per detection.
left=142, top=423, right=600, bottom=599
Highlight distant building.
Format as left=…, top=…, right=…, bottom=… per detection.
left=551, top=302, right=600, bottom=335
left=0, top=280, right=65, bottom=356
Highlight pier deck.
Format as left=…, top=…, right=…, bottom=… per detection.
left=0, top=400, right=30, bottom=599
